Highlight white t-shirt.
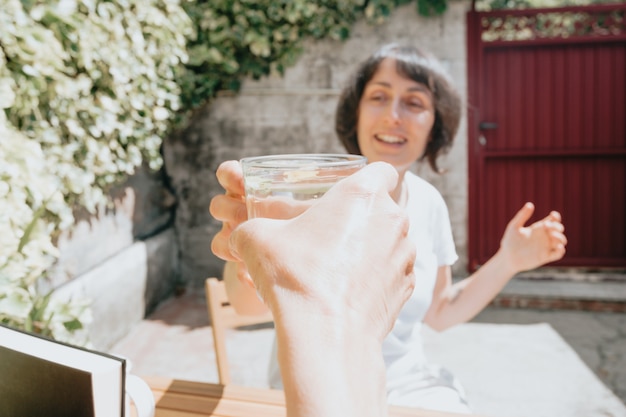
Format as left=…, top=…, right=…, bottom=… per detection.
left=383, top=172, right=470, bottom=413
left=268, top=171, right=470, bottom=413
left=382, top=171, right=457, bottom=379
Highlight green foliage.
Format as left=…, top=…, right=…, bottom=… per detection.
left=178, top=0, right=445, bottom=112
left=418, top=0, right=448, bottom=16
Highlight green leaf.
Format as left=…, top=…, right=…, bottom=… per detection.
left=30, top=290, right=53, bottom=324
left=17, top=204, right=46, bottom=254
left=63, top=318, right=84, bottom=331
left=417, top=0, right=448, bottom=16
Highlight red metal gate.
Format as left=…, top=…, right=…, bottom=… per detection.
left=467, top=4, right=626, bottom=271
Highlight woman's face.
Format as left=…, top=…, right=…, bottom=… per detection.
left=357, top=58, right=435, bottom=172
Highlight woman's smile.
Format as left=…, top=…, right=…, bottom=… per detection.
left=375, top=133, right=407, bottom=145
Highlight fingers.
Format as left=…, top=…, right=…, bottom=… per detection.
left=541, top=209, right=567, bottom=247
left=544, top=237, right=567, bottom=263
left=540, top=208, right=567, bottom=263
left=209, top=160, right=249, bottom=261
left=512, top=203, right=566, bottom=242
left=215, top=160, right=245, bottom=197
left=543, top=219, right=568, bottom=263
left=211, top=222, right=238, bottom=261
left=553, top=229, right=568, bottom=246
left=508, top=202, right=535, bottom=229
left=209, top=192, right=247, bottom=261
left=209, top=193, right=247, bottom=223
left=534, top=210, right=564, bottom=231
left=317, top=161, right=400, bottom=225
left=548, top=210, right=562, bottom=222
left=546, top=220, right=565, bottom=234
left=543, top=221, right=566, bottom=242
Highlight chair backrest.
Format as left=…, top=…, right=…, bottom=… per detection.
left=205, top=277, right=273, bottom=385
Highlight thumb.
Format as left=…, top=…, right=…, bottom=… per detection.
left=338, top=161, right=399, bottom=195
left=509, top=202, right=535, bottom=229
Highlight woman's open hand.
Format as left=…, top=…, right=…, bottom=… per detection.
left=499, top=202, right=567, bottom=273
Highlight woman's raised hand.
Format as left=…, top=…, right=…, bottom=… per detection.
left=499, top=202, right=568, bottom=273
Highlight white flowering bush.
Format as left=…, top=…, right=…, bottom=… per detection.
left=0, top=111, right=91, bottom=344
left=0, top=0, right=192, bottom=344
left=1, top=0, right=192, bottom=211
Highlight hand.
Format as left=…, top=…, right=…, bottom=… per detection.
left=209, top=160, right=248, bottom=262
left=229, top=162, right=416, bottom=341
left=499, top=202, right=567, bottom=273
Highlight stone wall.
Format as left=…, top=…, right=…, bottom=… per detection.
left=164, top=0, right=472, bottom=287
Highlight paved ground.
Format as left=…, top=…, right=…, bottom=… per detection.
left=480, top=274, right=626, bottom=404
left=473, top=306, right=626, bottom=406
left=110, top=287, right=626, bottom=416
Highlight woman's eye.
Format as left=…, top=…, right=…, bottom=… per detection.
left=407, top=99, right=424, bottom=109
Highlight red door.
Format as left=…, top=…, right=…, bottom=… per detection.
left=467, top=5, right=626, bottom=271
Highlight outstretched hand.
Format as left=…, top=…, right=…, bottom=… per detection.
left=229, top=161, right=416, bottom=342
left=226, top=161, right=414, bottom=417
left=499, top=202, right=567, bottom=273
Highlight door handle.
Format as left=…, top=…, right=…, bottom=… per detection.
left=479, top=122, right=498, bottom=130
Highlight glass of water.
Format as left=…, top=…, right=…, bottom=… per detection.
left=240, top=154, right=367, bottom=219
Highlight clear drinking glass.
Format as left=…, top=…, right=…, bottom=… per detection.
left=240, top=153, right=367, bottom=219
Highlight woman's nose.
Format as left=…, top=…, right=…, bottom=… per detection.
left=384, top=100, right=402, bottom=124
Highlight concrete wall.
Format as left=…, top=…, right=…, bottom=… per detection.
left=52, top=229, right=178, bottom=350
left=49, top=165, right=180, bottom=349
left=164, top=0, right=472, bottom=287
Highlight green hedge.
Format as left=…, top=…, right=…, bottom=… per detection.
left=178, top=0, right=423, bottom=110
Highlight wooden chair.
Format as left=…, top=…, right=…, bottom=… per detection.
left=205, top=277, right=273, bottom=385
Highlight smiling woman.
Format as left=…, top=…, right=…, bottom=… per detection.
left=323, top=43, right=565, bottom=412
left=209, top=43, right=567, bottom=414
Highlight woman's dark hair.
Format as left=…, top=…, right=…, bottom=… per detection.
left=335, top=43, right=461, bottom=173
